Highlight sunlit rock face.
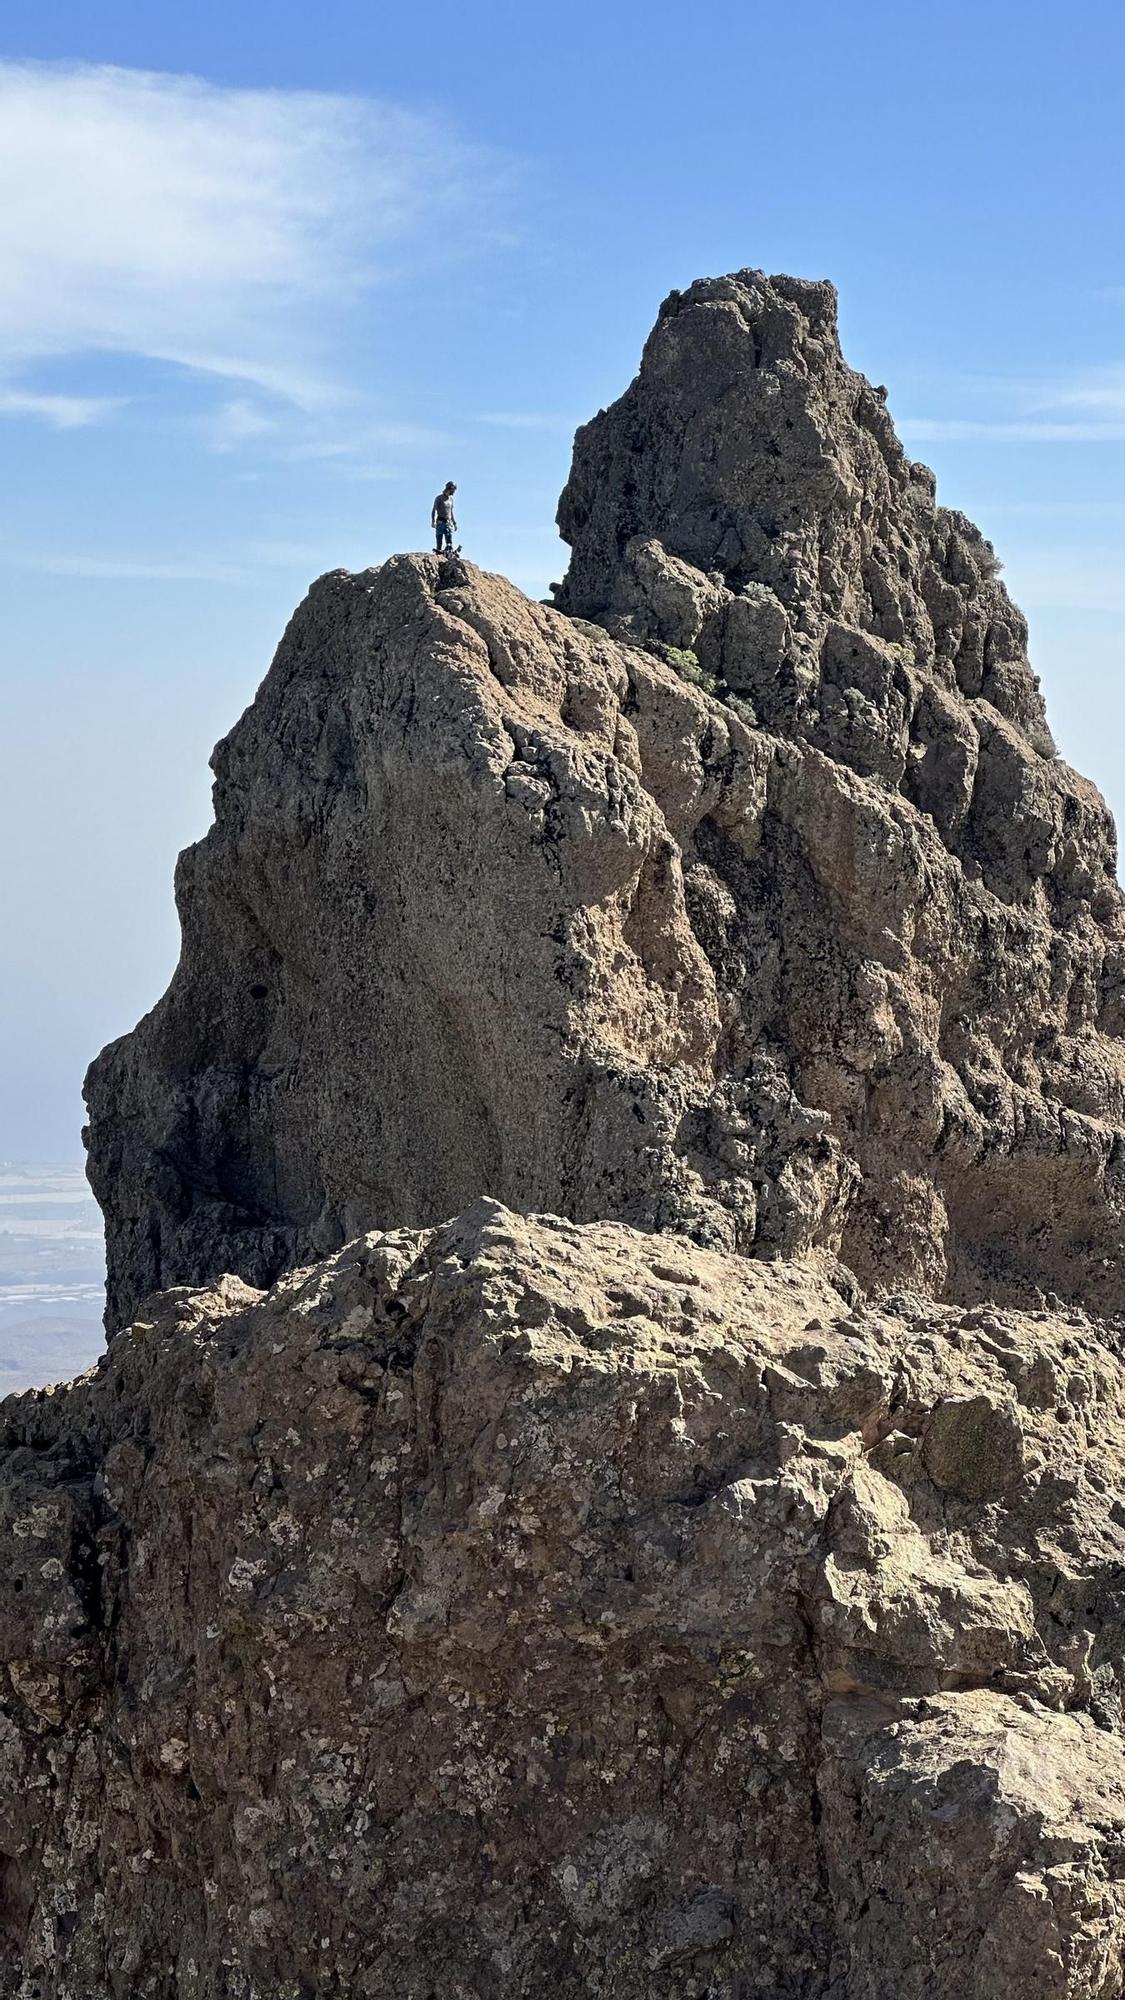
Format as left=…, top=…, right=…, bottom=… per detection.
left=87, top=278, right=1125, bottom=1323
left=17, top=269, right=1125, bottom=1996
left=6, top=1204, right=1125, bottom=1997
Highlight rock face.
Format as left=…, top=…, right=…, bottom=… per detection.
left=87, top=278, right=1125, bottom=1324
left=18, top=267, right=1124, bottom=1995
left=6, top=1204, right=1125, bottom=1999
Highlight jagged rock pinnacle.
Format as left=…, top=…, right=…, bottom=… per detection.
left=6, top=269, right=1125, bottom=1999
left=83, top=271, right=1125, bottom=1329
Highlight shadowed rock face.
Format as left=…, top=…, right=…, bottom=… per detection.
left=555, top=272, right=1116, bottom=883
left=5, top=1206, right=1125, bottom=1998
left=556, top=271, right=1042, bottom=753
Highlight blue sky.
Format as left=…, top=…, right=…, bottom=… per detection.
left=2, top=0, right=1124, bottom=1159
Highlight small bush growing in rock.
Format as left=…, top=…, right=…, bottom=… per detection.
left=724, top=692, right=759, bottom=728
left=1027, top=721, right=1058, bottom=760
left=656, top=644, right=718, bottom=694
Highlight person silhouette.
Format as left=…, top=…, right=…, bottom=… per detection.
left=432, top=481, right=458, bottom=553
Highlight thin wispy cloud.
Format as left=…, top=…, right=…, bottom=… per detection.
left=1005, top=551, right=1125, bottom=616
left=202, top=400, right=452, bottom=464
left=0, top=60, right=509, bottom=431
left=205, top=399, right=280, bottom=453
left=11, top=539, right=338, bottom=584
left=16, top=553, right=254, bottom=583
left=276, top=418, right=454, bottom=464
left=475, top=411, right=575, bottom=432
left=1046, top=368, right=1125, bottom=416
left=985, top=499, right=1125, bottom=522
left=901, top=416, right=1125, bottom=443
left=902, top=360, right=1125, bottom=445
left=0, top=387, right=122, bottom=427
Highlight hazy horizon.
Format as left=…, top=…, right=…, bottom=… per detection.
left=0, top=1163, right=105, bottom=1388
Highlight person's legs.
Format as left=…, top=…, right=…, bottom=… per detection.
left=436, top=520, right=452, bottom=552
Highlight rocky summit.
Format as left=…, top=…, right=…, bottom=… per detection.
left=3, top=271, right=1125, bottom=1997
left=88, top=271, right=1125, bottom=1328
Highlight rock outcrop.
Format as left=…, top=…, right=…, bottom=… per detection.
left=87, top=277, right=1125, bottom=1324
left=5, top=1204, right=1125, bottom=1998
left=7, top=266, right=1120, bottom=1996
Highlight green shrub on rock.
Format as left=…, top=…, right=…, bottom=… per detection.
left=655, top=643, right=718, bottom=694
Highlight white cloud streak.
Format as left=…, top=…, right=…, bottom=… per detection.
left=1045, top=368, right=1125, bottom=416
left=205, top=398, right=280, bottom=452
left=0, top=387, right=122, bottom=427
left=475, top=411, right=575, bottom=432
left=0, top=60, right=506, bottom=425
left=16, top=553, right=257, bottom=583
left=11, top=540, right=338, bottom=583
left=902, top=367, right=1125, bottom=445
left=901, top=416, right=1125, bottom=443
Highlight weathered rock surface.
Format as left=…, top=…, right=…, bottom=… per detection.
left=44, top=270, right=1125, bottom=1993
left=556, top=271, right=1049, bottom=772
left=5, top=1203, right=1125, bottom=1998
left=89, top=432, right=1125, bottom=1324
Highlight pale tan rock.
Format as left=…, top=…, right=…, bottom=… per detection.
left=821, top=1693, right=1125, bottom=1999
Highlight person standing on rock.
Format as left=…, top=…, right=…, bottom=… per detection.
left=432, top=482, right=458, bottom=553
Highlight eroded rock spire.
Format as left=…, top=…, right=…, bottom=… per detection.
left=85, top=272, right=1125, bottom=1326
left=10, top=270, right=1125, bottom=1999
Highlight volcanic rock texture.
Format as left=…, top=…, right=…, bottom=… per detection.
left=6, top=1205, right=1125, bottom=1998
left=87, top=273, right=1125, bottom=1325
left=2, top=270, right=1123, bottom=1996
